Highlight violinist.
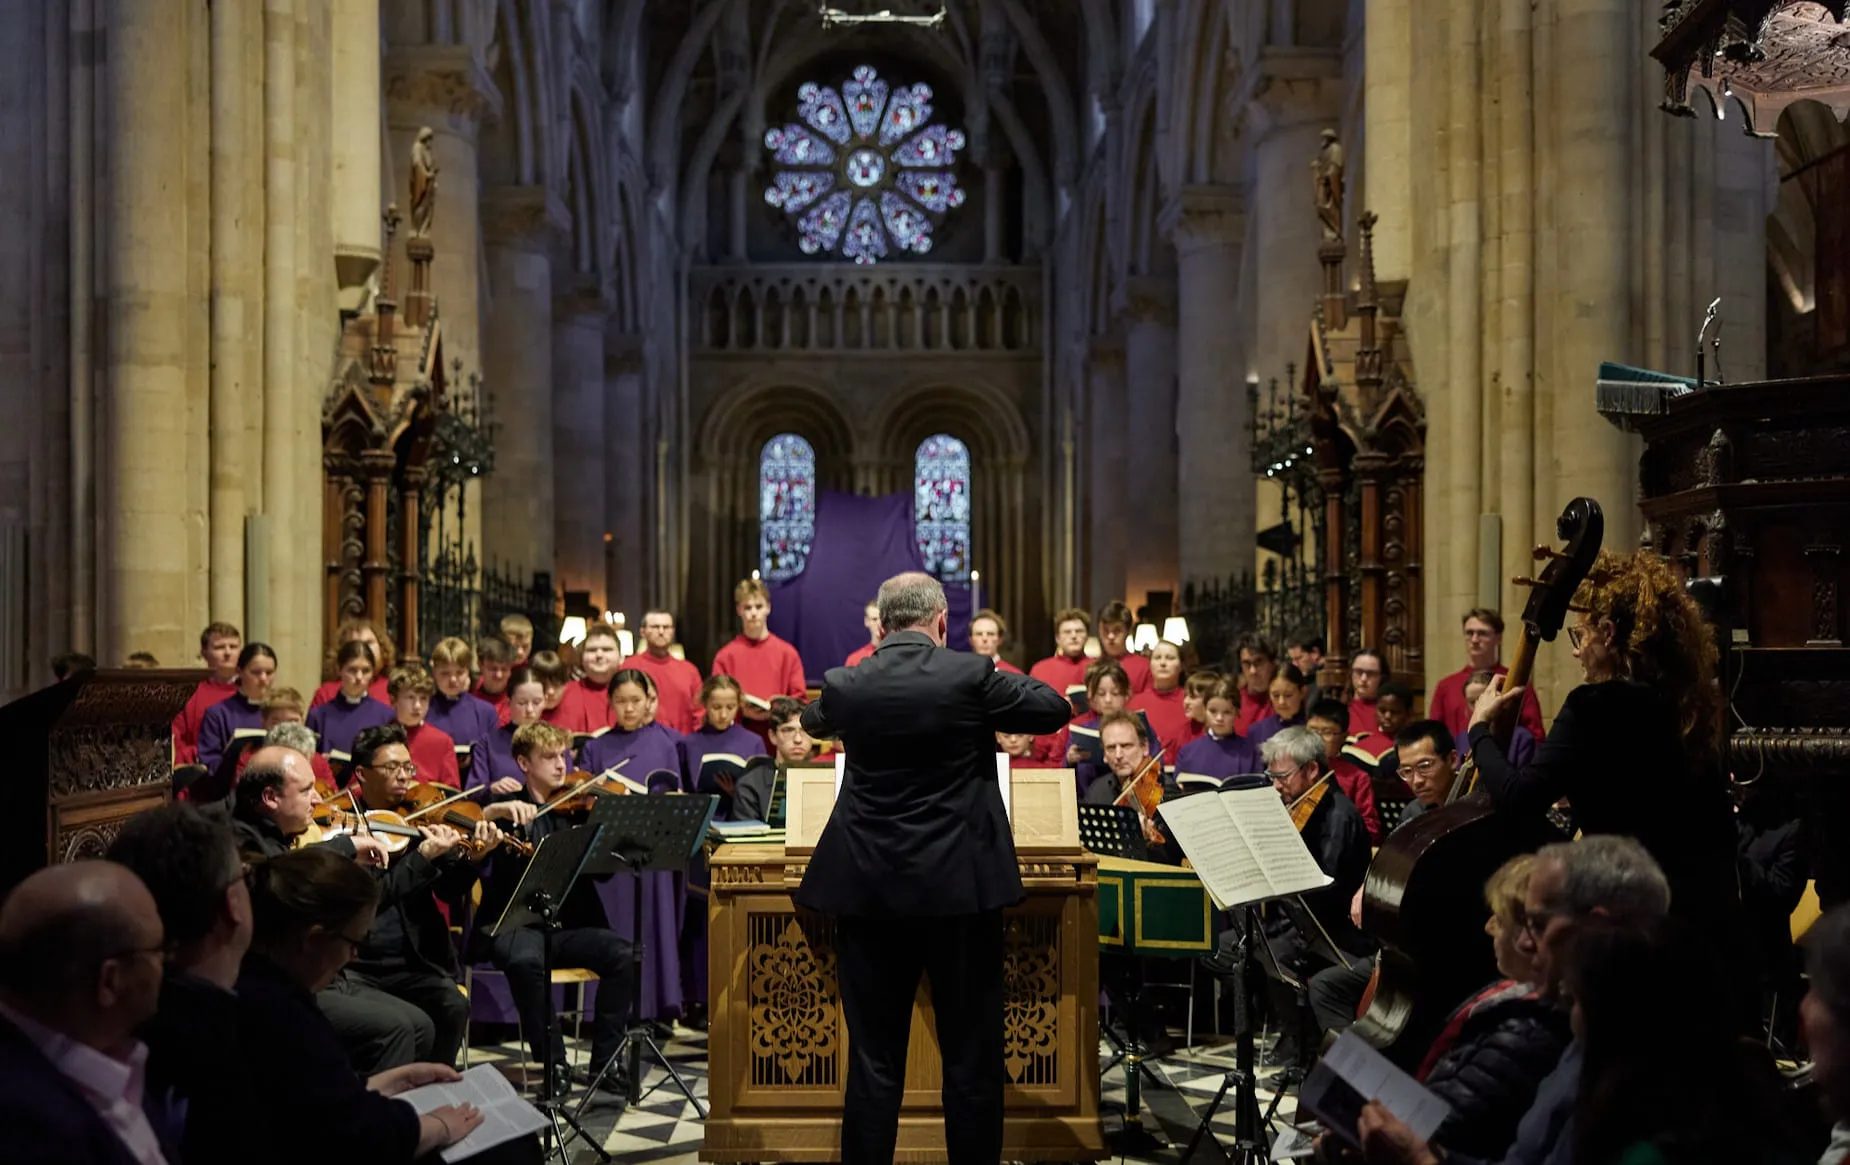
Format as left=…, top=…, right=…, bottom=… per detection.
left=1087, top=711, right=1175, bottom=856
left=341, top=723, right=526, bottom=1070
left=473, top=722, right=638, bottom=1095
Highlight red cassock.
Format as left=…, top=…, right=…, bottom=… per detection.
left=985, top=655, right=1023, bottom=675
left=1328, top=756, right=1384, bottom=844
left=711, top=633, right=807, bottom=702
left=171, top=676, right=237, bottom=767
left=403, top=721, right=461, bottom=789
left=474, top=680, right=511, bottom=725
left=844, top=642, right=877, bottom=667
left=553, top=677, right=619, bottom=734
left=1235, top=688, right=1272, bottom=738
left=310, top=675, right=392, bottom=709
left=1348, top=697, right=1380, bottom=736
left=621, top=651, right=705, bottom=735
left=1104, top=651, right=1152, bottom=695
left=1426, top=663, right=1547, bottom=741
left=1129, top=685, right=1191, bottom=765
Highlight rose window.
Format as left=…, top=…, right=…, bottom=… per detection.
left=763, top=64, right=967, bottom=264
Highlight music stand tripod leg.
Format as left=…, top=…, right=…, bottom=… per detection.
left=1182, top=907, right=1270, bottom=1165
left=532, top=894, right=613, bottom=1165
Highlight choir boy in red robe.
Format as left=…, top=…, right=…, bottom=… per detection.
left=1096, top=601, right=1152, bottom=694
left=1305, top=698, right=1384, bottom=842
left=499, top=614, right=534, bottom=667
left=387, top=664, right=461, bottom=789
left=1347, top=647, right=1388, bottom=735
left=1234, top=635, right=1279, bottom=737
left=711, top=578, right=807, bottom=745
left=622, top=608, right=705, bottom=734
left=1129, top=640, right=1190, bottom=764
left=308, top=617, right=394, bottom=708
left=472, top=633, right=515, bottom=722
left=844, top=601, right=880, bottom=667
left=556, top=624, right=623, bottom=734
left=968, top=608, right=1023, bottom=673
left=427, top=637, right=500, bottom=789
left=1029, top=607, right=1093, bottom=705
left=1424, top=607, right=1546, bottom=741
left=172, top=621, right=242, bottom=766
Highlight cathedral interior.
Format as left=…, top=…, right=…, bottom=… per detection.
left=0, top=0, right=1845, bottom=711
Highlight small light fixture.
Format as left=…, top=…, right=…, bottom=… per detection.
left=559, top=616, right=588, bottom=647
left=1083, top=635, right=1102, bottom=659
left=1163, top=616, right=1191, bottom=645
left=668, top=643, right=686, bottom=661
left=751, top=569, right=762, bottom=581
left=616, top=629, right=636, bottom=656
left=1131, top=623, right=1158, bottom=652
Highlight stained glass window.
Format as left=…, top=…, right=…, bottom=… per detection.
left=760, top=434, right=816, bottom=583
left=914, top=434, right=971, bottom=581
left=764, top=65, right=967, bottom=265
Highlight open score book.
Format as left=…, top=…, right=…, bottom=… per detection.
left=1154, top=786, right=1333, bottom=909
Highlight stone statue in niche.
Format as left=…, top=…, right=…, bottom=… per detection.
left=1313, top=128, right=1344, bottom=242
left=409, top=127, right=439, bottom=239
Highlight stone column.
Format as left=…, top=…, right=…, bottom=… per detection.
left=103, top=0, right=199, bottom=662
left=1085, top=331, right=1128, bottom=607
left=606, top=335, right=646, bottom=621
left=1115, top=274, right=1179, bottom=608
left=1363, top=0, right=1414, bottom=280
left=552, top=278, right=611, bottom=610
left=480, top=185, right=567, bottom=575
left=1247, top=66, right=1340, bottom=390
left=1162, top=185, right=1251, bottom=588
left=331, top=0, right=381, bottom=308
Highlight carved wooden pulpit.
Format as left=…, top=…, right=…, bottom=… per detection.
left=0, top=669, right=195, bottom=897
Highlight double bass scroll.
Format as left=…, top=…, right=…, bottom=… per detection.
left=1351, top=497, right=1604, bottom=1066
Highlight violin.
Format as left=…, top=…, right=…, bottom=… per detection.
left=530, top=763, right=634, bottom=822
left=1286, top=773, right=1334, bottom=832
left=396, top=782, right=535, bottom=858
left=311, top=803, right=427, bottom=854
left=1353, top=496, right=1604, bottom=1066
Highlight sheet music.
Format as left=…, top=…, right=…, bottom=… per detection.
left=1297, top=1031, right=1452, bottom=1151
left=994, top=752, right=1012, bottom=823
left=1156, top=786, right=1333, bottom=908
left=400, top=1064, right=548, bottom=1161
left=1225, top=787, right=1337, bottom=898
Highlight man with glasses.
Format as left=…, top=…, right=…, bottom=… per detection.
left=1356, top=837, right=1670, bottom=1165
left=0, top=860, right=175, bottom=1163
left=1425, top=608, right=1547, bottom=741
left=622, top=607, right=706, bottom=733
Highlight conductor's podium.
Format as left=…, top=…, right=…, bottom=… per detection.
left=702, top=844, right=1106, bottom=1163
left=1096, top=855, right=1217, bottom=957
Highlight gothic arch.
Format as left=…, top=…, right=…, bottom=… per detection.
left=1125, top=72, right=1167, bottom=277
left=1165, top=0, right=1234, bottom=188
left=564, top=68, right=610, bottom=279
left=481, top=0, right=538, bottom=188
left=872, top=382, right=1031, bottom=473
left=694, top=380, right=855, bottom=485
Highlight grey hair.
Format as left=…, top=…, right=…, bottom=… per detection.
left=876, top=571, right=947, bottom=634
left=1807, top=905, right=1850, bottom=1022
left=1535, top=835, right=1671, bottom=922
left=1261, top=726, right=1325, bottom=772
left=266, top=721, right=318, bottom=758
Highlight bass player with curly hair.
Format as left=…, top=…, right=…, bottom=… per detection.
left=1465, top=549, right=1740, bottom=935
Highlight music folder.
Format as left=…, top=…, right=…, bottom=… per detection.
left=1155, top=785, right=1332, bottom=910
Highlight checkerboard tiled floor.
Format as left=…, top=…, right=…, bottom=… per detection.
left=470, top=1025, right=1299, bottom=1164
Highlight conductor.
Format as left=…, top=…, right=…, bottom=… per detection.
left=796, top=571, right=1074, bottom=1165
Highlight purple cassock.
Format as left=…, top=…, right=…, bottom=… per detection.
left=306, top=693, right=395, bottom=759
left=427, top=690, right=498, bottom=790
left=579, top=722, right=688, bottom=1019
left=675, top=721, right=769, bottom=1005
left=196, top=692, right=264, bottom=774
left=1247, top=711, right=1306, bottom=750
left=1174, top=730, right=1264, bottom=784
left=479, top=722, right=524, bottom=790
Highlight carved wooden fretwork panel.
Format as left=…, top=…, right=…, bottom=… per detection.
left=747, top=913, right=841, bottom=1087
left=1001, top=913, right=1060, bottom=1086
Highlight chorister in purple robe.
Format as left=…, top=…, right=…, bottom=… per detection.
left=427, top=689, right=499, bottom=789
left=1246, top=710, right=1307, bottom=750
left=196, top=692, right=265, bottom=774
left=306, top=693, right=395, bottom=759
left=1174, top=730, right=1264, bottom=784
left=676, top=722, right=768, bottom=810
left=579, top=721, right=688, bottom=1020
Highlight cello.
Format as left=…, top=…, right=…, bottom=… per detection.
left=1351, top=497, right=1603, bottom=1066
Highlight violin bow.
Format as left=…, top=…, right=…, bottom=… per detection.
left=400, top=785, right=487, bottom=822
left=529, top=759, right=631, bottom=822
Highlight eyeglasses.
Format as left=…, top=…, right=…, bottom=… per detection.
left=1567, top=625, right=1588, bottom=649
left=1265, top=767, right=1299, bottom=782
left=1397, top=757, right=1447, bottom=779
left=366, top=760, right=417, bottom=777
left=1351, top=667, right=1381, bottom=678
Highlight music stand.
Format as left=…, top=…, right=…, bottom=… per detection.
left=574, top=792, right=720, bottom=1120
left=1077, top=801, right=1147, bottom=862
left=487, top=821, right=609, bottom=1164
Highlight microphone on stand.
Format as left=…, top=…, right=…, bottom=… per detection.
left=1697, top=297, right=1721, bottom=386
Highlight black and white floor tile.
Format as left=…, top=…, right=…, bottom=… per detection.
left=471, top=1025, right=1299, bottom=1164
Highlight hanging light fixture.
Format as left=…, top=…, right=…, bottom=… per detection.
left=1162, top=616, right=1192, bottom=645
left=818, top=1, right=947, bottom=29
left=1131, top=623, right=1159, bottom=652
left=559, top=616, right=588, bottom=647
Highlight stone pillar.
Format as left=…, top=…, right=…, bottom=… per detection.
left=103, top=0, right=199, bottom=662
left=1115, top=274, right=1179, bottom=608
left=1247, top=69, right=1340, bottom=388
left=1085, top=332, right=1127, bottom=607
left=552, top=279, right=611, bottom=610
left=1162, top=185, right=1251, bottom=588
left=1363, top=0, right=1414, bottom=280
left=606, top=335, right=646, bottom=621
left=331, top=0, right=382, bottom=308
left=480, top=185, right=567, bottom=575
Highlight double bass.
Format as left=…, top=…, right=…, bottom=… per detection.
left=1351, top=497, right=1603, bottom=1066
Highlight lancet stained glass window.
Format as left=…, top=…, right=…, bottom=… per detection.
left=914, top=435, right=971, bottom=581
left=760, top=434, right=816, bottom=583
left=764, top=65, right=967, bottom=264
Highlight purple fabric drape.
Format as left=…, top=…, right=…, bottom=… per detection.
left=768, top=489, right=972, bottom=682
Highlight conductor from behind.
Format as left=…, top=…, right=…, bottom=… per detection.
left=796, top=571, right=1074, bottom=1165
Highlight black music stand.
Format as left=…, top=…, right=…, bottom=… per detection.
left=487, top=821, right=609, bottom=1164
left=573, top=792, right=720, bottom=1120
left=1077, top=801, right=1147, bottom=862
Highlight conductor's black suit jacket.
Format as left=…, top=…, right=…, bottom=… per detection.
left=795, top=629, right=1074, bottom=917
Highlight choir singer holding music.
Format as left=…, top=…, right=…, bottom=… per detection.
left=794, top=571, right=1073, bottom=1165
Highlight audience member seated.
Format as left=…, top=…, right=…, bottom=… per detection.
left=0, top=861, right=174, bottom=1164
left=1806, top=907, right=1850, bottom=1165
left=108, top=803, right=254, bottom=1165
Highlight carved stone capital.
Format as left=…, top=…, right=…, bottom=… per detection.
left=1159, top=185, right=1246, bottom=256
left=1233, top=47, right=1344, bottom=140
left=480, top=185, right=571, bottom=250
left=1113, top=275, right=1177, bottom=327
left=553, top=275, right=613, bottom=325
left=384, top=44, right=502, bottom=133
